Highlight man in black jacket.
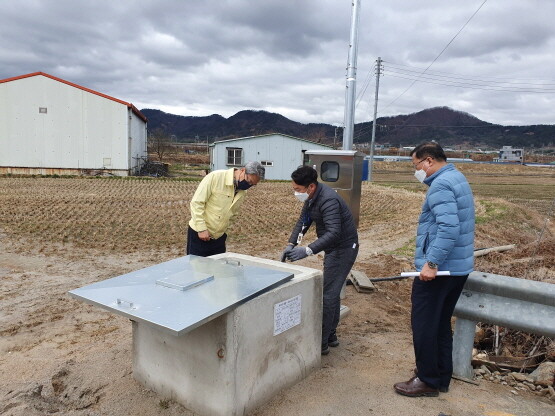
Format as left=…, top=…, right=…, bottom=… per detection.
left=284, top=165, right=359, bottom=355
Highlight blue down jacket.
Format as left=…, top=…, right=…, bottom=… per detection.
left=415, top=164, right=475, bottom=275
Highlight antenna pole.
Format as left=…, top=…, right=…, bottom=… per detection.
left=342, top=0, right=361, bottom=150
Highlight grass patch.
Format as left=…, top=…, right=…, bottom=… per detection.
left=475, top=200, right=509, bottom=224
left=167, top=163, right=209, bottom=178
left=158, top=398, right=171, bottom=409
left=387, top=237, right=416, bottom=257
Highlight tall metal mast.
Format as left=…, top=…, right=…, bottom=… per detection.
left=342, top=0, right=361, bottom=150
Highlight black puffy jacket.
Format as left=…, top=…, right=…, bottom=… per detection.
left=288, top=183, right=358, bottom=254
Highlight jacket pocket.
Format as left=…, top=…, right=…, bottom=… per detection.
left=423, top=233, right=429, bottom=254
left=206, top=190, right=232, bottom=218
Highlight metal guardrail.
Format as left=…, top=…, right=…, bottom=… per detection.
left=452, top=271, right=555, bottom=380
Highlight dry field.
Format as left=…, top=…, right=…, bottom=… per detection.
left=1, top=162, right=554, bottom=416
left=374, top=162, right=555, bottom=215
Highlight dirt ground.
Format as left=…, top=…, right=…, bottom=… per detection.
left=1, top=173, right=554, bottom=416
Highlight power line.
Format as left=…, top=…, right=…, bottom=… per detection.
left=353, top=121, right=381, bottom=141
left=385, top=72, right=555, bottom=93
left=355, top=63, right=376, bottom=107
left=384, top=61, right=555, bottom=86
left=381, top=0, right=489, bottom=112
left=384, top=66, right=555, bottom=89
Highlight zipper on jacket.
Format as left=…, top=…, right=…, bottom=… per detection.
left=423, top=233, right=429, bottom=253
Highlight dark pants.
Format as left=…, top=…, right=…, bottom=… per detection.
left=322, top=243, right=359, bottom=346
left=411, top=274, right=469, bottom=389
left=186, top=226, right=227, bottom=257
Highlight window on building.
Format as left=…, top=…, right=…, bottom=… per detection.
left=227, top=147, right=243, bottom=166
left=302, top=150, right=310, bottom=165
left=321, top=161, right=340, bottom=182
left=261, top=161, right=273, bottom=167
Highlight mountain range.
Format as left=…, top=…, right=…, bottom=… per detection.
left=140, top=107, right=555, bottom=149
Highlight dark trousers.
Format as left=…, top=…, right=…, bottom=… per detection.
left=322, top=244, right=359, bottom=346
left=411, top=274, right=469, bottom=389
left=186, top=226, right=227, bottom=257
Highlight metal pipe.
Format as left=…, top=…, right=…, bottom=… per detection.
left=369, top=275, right=409, bottom=282
left=342, top=0, right=361, bottom=150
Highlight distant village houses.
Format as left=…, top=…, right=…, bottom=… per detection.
left=494, top=146, right=524, bottom=164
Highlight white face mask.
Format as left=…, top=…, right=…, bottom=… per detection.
left=294, top=191, right=309, bottom=202
left=414, top=169, right=427, bottom=183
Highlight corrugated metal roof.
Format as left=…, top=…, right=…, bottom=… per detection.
left=211, top=133, right=333, bottom=147
left=0, top=72, right=147, bottom=122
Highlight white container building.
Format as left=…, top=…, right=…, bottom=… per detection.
left=0, top=72, right=147, bottom=176
left=210, top=133, right=332, bottom=180
left=494, top=146, right=524, bottom=164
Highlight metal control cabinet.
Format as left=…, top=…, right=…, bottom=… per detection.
left=305, top=150, right=365, bottom=227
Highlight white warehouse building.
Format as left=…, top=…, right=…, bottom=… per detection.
left=0, top=72, right=147, bottom=176
left=210, top=133, right=332, bottom=180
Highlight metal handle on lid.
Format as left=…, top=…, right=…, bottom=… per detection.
left=117, top=298, right=134, bottom=308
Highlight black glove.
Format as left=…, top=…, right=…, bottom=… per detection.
left=281, top=244, right=294, bottom=262
left=286, top=246, right=308, bottom=262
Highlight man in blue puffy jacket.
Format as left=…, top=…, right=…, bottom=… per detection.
left=394, top=142, right=475, bottom=397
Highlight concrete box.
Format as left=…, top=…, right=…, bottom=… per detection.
left=132, top=253, right=323, bottom=416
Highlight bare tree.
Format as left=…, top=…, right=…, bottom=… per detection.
left=307, top=127, right=328, bottom=144
left=148, top=128, right=174, bottom=162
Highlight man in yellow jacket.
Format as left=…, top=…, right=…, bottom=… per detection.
left=187, top=161, right=265, bottom=256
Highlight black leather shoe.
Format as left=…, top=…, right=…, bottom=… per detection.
left=328, top=331, right=339, bottom=347
left=321, top=344, right=330, bottom=355
left=394, top=376, right=439, bottom=397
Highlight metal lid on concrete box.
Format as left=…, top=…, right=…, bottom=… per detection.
left=68, top=255, right=293, bottom=335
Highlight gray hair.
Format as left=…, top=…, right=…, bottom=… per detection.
left=244, top=161, right=265, bottom=180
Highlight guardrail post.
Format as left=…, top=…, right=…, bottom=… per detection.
left=452, top=317, right=476, bottom=380
left=451, top=271, right=555, bottom=383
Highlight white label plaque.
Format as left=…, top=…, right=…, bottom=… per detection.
left=273, top=294, right=302, bottom=336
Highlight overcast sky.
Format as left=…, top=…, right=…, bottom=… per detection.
left=2, top=0, right=555, bottom=127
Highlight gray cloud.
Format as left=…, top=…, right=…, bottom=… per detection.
left=1, top=0, right=554, bottom=127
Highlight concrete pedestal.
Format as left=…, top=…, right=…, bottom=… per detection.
left=132, top=253, right=323, bottom=416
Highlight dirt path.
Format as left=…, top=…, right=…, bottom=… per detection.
left=1, top=236, right=553, bottom=416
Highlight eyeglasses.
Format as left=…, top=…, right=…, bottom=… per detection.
left=413, top=158, right=427, bottom=169
left=292, top=184, right=310, bottom=193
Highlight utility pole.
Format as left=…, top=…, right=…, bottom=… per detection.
left=342, top=0, right=361, bottom=150
left=368, top=57, right=382, bottom=181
